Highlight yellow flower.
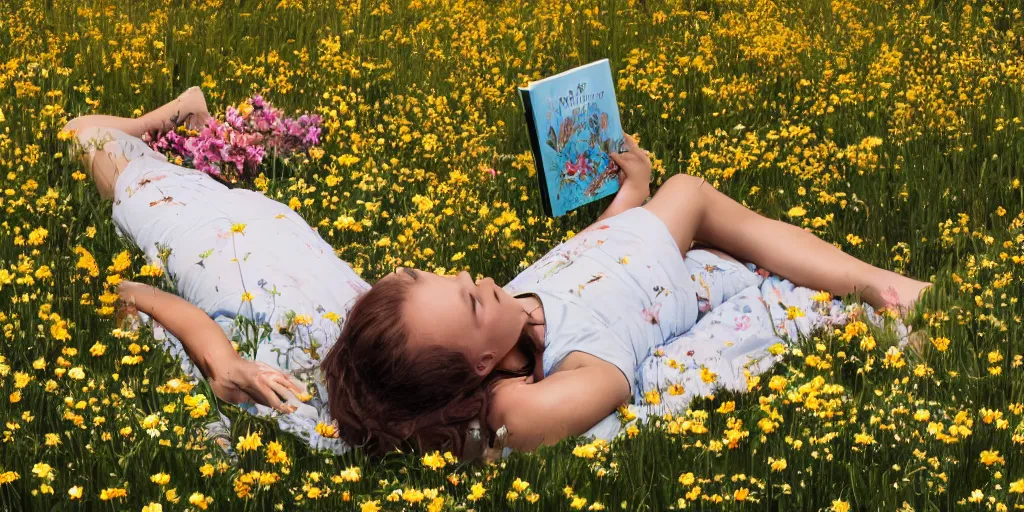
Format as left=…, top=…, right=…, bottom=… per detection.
left=109, top=251, right=131, bottom=273
left=785, top=306, right=805, bottom=320
left=572, top=443, right=599, bottom=459
left=570, top=496, right=588, bottom=509
left=717, top=401, right=735, bottom=414
left=402, top=488, right=425, bottom=504
left=853, top=433, right=875, bottom=445
left=31, top=463, right=53, bottom=480
left=700, top=367, right=717, bottom=384
left=142, top=503, right=163, bottom=512
left=315, top=422, right=338, bottom=438
left=99, top=487, right=127, bottom=500
left=678, top=472, right=695, bottom=486
left=235, top=431, right=263, bottom=452
left=1009, top=479, right=1024, bottom=493
left=360, top=500, right=381, bottom=512
left=188, top=492, right=211, bottom=510
left=427, top=497, right=444, bottom=512
left=138, top=264, right=163, bottom=277
left=617, top=404, right=637, bottom=421
left=241, top=291, right=255, bottom=302
left=199, top=464, right=214, bottom=477
left=265, top=441, right=289, bottom=465
left=336, top=466, right=360, bottom=482
left=787, top=206, right=806, bottom=218
left=668, top=383, right=685, bottom=396
left=150, top=473, right=170, bottom=485
left=832, top=500, right=851, bottom=512
left=734, top=488, right=749, bottom=501
left=846, top=234, right=863, bottom=246
left=512, top=478, right=530, bottom=492
left=421, top=451, right=447, bottom=470
left=644, top=389, right=661, bottom=405
left=769, top=457, right=787, bottom=471
left=859, top=335, right=876, bottom=351
left=980, top=450, right=1004, bottom=466
left=231, top=223, right=247, bottom=235
left=89, top=342, right=106, bottom=357
left=930, top=336, right=950, bottom=352
left=67, top=486, right=82, bottom=499
left=468, top=482, right=486, bottom=501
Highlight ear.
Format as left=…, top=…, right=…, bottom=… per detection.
left=474, top=351, right=496, bottom=377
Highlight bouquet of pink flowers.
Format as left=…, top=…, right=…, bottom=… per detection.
left=143, top=94, right=321, bottom=184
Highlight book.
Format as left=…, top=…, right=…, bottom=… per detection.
left=519, top=59, right=625, bottom=218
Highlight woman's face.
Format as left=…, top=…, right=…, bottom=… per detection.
left=385, top=268, right=525, bottom=376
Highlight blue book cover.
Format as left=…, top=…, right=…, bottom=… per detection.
left=519, top=59, right=624, bottom=218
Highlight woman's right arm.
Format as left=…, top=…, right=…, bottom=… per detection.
left=117, top=281, right=303, bottom=411
left=487, top=361, right=631, bottom=451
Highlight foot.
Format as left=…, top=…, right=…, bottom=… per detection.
left=173, top=86, right=212, bottom=131
left=880, top=280, right=933, bottom=320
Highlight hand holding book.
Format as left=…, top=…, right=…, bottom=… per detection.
left=608, top=133, right=652, bottom=197
left=593, top=133, right=653, bottom=223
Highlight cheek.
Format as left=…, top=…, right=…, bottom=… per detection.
left=482, top=303, right=521, bottom=343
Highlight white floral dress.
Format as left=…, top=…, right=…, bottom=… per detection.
left=107, top=128, right=369, bottom=453
left=504, top=206, right=902, bottom=442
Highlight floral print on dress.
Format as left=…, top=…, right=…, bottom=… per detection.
left=110, top=144, right=370, bottom=454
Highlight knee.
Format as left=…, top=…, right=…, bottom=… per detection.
left=663, top=173, right=709, bottom=194
left=657, top=173, right=711, bottom=204
left=69, top=125, right=111, bottom=153
left=62, top=116, right=89, bottom=135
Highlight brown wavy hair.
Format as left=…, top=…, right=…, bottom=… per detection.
left=320, top=275, right=534, bottom=457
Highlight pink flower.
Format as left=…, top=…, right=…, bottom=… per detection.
left=143, top=94, right=322, bottom=183
left=734, top=315, right=751, bottom=331
left=565, top=153, right=588, bottom=177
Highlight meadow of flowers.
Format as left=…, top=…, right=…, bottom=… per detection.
left=1, top=0, right=1023, bottom=510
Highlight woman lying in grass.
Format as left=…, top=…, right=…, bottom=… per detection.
left=64, top=88, right=930, bottom=458
left=324, top=135, right=931, bottom=457
left=64, top=87, right=371, bottom=452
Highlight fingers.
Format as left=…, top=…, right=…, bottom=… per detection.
left=249, top=376, right=287, bottom=412
left=253, top=362, right=305, bottom=396
left=265, top=378, right=300, bottom=414
left=268, top=371, right=306, bottom=400
left=623, top=133, right=640, bottom=152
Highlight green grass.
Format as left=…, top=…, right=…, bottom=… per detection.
left=0, top=0, right=1023, bottom=510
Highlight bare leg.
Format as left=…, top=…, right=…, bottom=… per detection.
left=63, top=87, right=210, bottom=198
left=63, top=86, right=210, bottom=136
left=644, top=174, right=932, bottom=313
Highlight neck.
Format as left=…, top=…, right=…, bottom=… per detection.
left=494, top=295, right=546, bottom=374
left=515, top=295, right=545, bottom=348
